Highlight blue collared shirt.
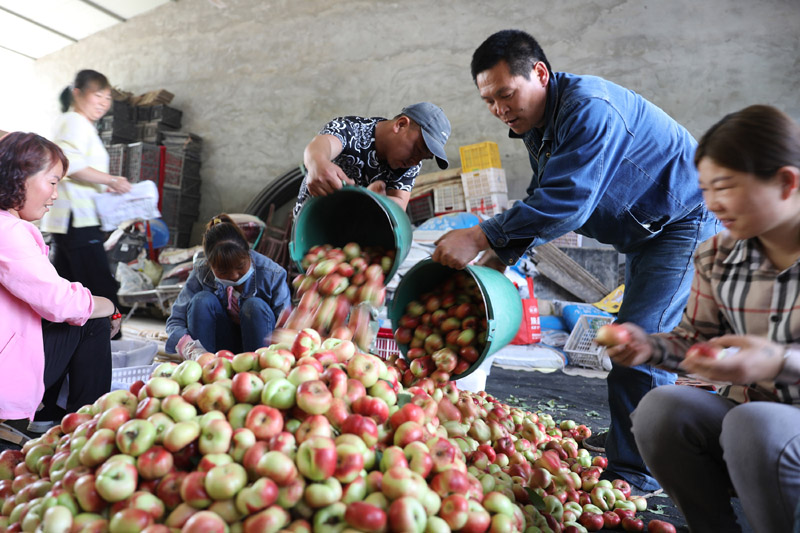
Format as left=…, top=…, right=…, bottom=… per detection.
left=480, top=72, right=709, bottom=265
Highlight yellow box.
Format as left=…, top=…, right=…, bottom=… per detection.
left=459, top=141, right=501, bottom=173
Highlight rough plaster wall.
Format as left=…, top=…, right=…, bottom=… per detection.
left=30, top=0, right=800, bottom=245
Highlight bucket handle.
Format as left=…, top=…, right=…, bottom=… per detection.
left=485, top=318, right=497, bottom=344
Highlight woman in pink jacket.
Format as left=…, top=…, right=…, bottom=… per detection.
left=0, top=132, right=121, bottom=427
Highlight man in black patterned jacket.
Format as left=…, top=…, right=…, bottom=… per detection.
left=293, top=102, right=451, bottom=217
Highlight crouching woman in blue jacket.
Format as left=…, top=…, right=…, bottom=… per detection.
left=166, top=214, right=291, bottom=356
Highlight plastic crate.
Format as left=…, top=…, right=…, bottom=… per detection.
left=551, top=232, right=584, bottom=248
left=163, top=149, right=202, bottom=188
left=466, top=193, right=508, bottom=216
left=167, top=225, right=194, bottom=248
left=112, top=100, right=136, bottom=121
left=98, top=115, right=114, bottom=133
left=110, top=119, right=138, bottom=142
left=111, top=363, right=159, bottom=385
left=127, top=142, right=161, bottom=184
left=161, top=189, right=201, bottom=228
left=459, top=141, right=501, bottom=173
left=142, top=120, right=178, bottom=144
left=148, top=105, right=183, bottom=128
left=373, top=328, right=401, bottom=361
left=461, top=168, right=507, bottom=198
left=406, top=192, right=435, bottom=224
left=161, top=132, right=203, bottom=156
left=111, top=339, right=158, bottom=368
left=563, top=314, right=614, bottom=369
left=433, top=184, right=466, bottom=214
left=108, top=144, right=127, bottom=177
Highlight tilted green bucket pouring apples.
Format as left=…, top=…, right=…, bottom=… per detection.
left=289, top=185, right=522, bottom=381
left=389, top=259, right=522, bottom=381
left=289, top=185, right=412, bottom=284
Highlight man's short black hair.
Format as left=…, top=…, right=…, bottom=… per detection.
left=471, top=29, right=552, bottom=83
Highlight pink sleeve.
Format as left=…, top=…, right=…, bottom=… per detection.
left=0, top=221, right=94, bottom=325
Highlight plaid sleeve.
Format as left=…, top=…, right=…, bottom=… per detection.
left=649, top=235, right=731, bottom=369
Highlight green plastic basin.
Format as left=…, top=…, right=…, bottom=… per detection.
left=289, top=186, right=413, bottom=284
left=388, top=258, right=523, bottom=380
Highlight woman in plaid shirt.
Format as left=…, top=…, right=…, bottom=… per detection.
left=606, top=105, right=800, bottom=533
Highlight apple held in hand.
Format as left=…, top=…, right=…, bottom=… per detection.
left=686, top=342, right=723, bottom=360
left=594, top=323, right=631, bottom=347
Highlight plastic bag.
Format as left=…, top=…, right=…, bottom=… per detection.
left=511, top=277, right=541, bottom=345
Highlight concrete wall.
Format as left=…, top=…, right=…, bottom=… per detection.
left=22, top=0, right=800, bottom=244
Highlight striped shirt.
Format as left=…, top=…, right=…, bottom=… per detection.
left=39, top=112, right=108, bottom=233
left=649, top=231, right=800, bottom=405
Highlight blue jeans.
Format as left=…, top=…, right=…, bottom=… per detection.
left=606, top=209, right=719, bottom=490
left=187, top=292, right=276, bottom=353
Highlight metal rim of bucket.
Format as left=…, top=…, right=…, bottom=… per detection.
left=388, top=258, right=521, bottom=381
left=289, top=186, right=411, bottom=284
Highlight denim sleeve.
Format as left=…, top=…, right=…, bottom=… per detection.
left=481, top=98, right=630, bottom=265
left=165, top=271, right=204, bottom=353
left=267, top=266, right=291, bottom=321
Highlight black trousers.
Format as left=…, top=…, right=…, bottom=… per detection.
left=51, top=224, right=120, bottom=308
left=38, top=319, right=112, bottom=420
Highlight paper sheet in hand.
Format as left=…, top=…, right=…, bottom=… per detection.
left=94, top=181, right=161, bottom=231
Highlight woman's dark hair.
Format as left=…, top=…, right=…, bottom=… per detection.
left=471, top=29, right=552, bottom=83
left=59, top=70, right=111, bottom=113
left=203, top=214, right=251, bottom=272
left=695, top=105, right=800, bottom=179
left=0, top=132, right=69, bottom=211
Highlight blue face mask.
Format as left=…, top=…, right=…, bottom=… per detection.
left=216, top=264, right=254, bottom=288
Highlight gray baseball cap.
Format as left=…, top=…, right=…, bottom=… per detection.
left=401, top=102, right=451, bottom=169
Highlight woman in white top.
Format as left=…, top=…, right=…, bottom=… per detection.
left=40, top=70, right=131, bottom=322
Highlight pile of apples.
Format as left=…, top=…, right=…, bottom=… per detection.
left=284, top=243, right=395, bottom=350
left=0, top=324, right=677, bottom=533
left=392, top=271, right=489, bottom=387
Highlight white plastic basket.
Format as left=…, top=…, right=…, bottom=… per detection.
left=461, top=168, right=507, bottom=198
left=564, top=314, right=614, bottom=369
left=551, top=231, right=584, bottom=248
left=111, top=339, right=158, bottom=368
left=111, top=363, right=159, bottom=389
left=373, top=329, right=401, bottom=361
left=466, top=193, right=508, bottom=216
left=433, top=184, right=466, bottom=214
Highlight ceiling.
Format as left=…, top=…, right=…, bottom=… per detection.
left=0, top=0, right=172, bottom=60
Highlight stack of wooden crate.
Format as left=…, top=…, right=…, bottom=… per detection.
left=99, top=88, right=202, bottom=249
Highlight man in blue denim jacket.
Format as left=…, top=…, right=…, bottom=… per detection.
left=433, top=29, right=719, bottom=491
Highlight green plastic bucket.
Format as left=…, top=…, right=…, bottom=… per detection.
left=289, top=186, right=413, bottom=284
left=388, top=258, right=523, bottom=379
